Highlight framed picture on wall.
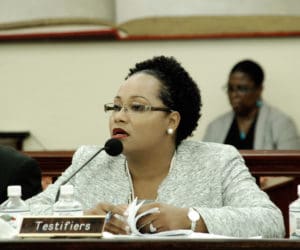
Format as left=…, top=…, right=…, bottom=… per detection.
left=1, top=0, right=300, bottom=41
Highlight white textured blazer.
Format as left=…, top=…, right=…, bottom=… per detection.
left=203, top=102, right=300, bottom=149
left=27, top=140, right=285, bottom=238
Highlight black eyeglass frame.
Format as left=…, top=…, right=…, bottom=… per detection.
left=223, top=84, right=258, bottom=94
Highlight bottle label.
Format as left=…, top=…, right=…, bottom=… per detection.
left=289, top=208, right=300, bottom=238
left=0, top=211, right=30, bottom=230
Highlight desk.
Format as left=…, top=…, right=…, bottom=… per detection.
left=241, top=150, right=300, bottom=177
left=1, top=238, right=300, bottom=250
left=23, top=151, right=73, bottom=178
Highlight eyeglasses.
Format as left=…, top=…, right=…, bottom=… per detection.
left=104, top=102, right=172, bottom=114
left=223, top=85, right=256, bottom=94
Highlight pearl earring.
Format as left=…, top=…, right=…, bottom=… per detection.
left=167, top=128, right=174, bottom=135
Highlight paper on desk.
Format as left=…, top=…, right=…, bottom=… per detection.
left=187, top=232, right=262, bottom=239
left=107, top=198, right=262, bottom=239
left=126, top=198, right=192, bottom=237
left=103, top=231, right=262, bottom=239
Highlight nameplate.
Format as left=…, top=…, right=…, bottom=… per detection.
left=19, top=215, right=106, bottom=238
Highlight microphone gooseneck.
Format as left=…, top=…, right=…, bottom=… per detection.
left=54, top=138, right=123, bottom=202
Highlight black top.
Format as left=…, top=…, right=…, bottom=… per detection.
left=0, top=145, right=42, bottom=203
left=224, top=117, right=257, bottom=149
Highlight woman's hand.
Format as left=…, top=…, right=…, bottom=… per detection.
left=85, top=202, right=130, bottom=235
left=136, top=202, right=190, bottom=233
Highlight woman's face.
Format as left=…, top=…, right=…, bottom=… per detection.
left=227, top=71, right=262, bottom=116
left=108, top=72, right=173, bottom=154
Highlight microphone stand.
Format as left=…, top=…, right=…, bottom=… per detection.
left=54, top=147, right=105, bottom=202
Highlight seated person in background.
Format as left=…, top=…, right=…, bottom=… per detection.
left=27, top=56, right=284, bottom=238
left=203, top=59, right=300, bottom=149
left=0, top=145, right=42, bottom=203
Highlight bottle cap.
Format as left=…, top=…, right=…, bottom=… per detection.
left=7, top=185, right=21, bottom=196
left=60, top=184, right=74, bottom=195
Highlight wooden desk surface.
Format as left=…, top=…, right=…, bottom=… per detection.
left=241, top=150, right=300, bottom=176
left=2, top=238, right=300, bottom=250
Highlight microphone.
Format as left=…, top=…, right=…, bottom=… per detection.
left=54, top=138, right=123, bottom=202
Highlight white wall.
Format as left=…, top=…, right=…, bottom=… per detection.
left=1, top=37, right=300, bottom=150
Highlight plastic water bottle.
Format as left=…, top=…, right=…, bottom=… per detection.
left=52, top=184, right=83, bottom=216
left=289, top=184, right=300, bottom=238
left=0, top=185, right=30, bottom=230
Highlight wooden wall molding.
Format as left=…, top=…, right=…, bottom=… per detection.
left=24, top=150, right=300, bottom=178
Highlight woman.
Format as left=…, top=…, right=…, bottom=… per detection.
left=203, top=59, right=300, bottom=149
left=27, top=56, right=284, bottom=237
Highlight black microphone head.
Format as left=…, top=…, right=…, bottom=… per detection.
left=104, top=138, right=123, bottom=156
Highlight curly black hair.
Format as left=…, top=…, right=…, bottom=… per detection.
left=126, top=56, right=202, bottom=146
left=230, top=59, right=264, bottom=87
